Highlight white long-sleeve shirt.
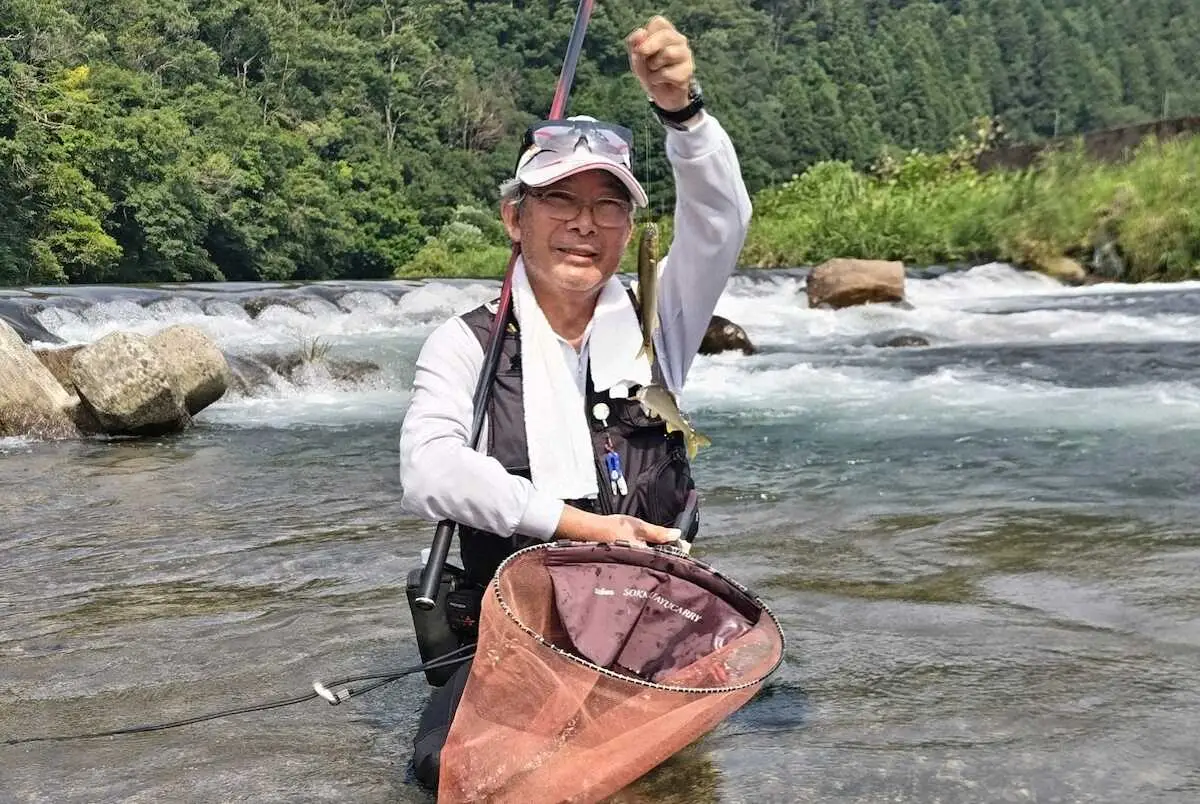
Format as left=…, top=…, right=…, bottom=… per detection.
left=398, top=111, right=752, bottom=541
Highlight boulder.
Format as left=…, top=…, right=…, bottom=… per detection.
left=34, top=345, right=86, bottom=396
left=0, top=320, right=78, bottom=439
left=149, top=325, right=230, bottom=415
left=806, top=259, right=905, bottom=309
left=699, top=315, right=758, bottom=356
left=1042, top=256, right=1087, bottom=284
left=70, top=331, right=191, bottom=436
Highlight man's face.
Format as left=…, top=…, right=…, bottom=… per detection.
left=501, top=170, right=634, bottom=297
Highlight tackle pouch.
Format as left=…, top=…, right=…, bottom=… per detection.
left=406, top=563, right=479, bottom=687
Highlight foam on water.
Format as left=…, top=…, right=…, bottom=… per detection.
left=35, top=283, right=499, bottom=350
left=24, top=264, right=1200, bottom=433
left=684, top=357, right=1200, bottom=434
left=713, top=263, right=1200, bottom=349
left=26, top=283, right=499, bottom=429
left=693, top=263, right=1200, bottom=432
left=0, top=436, right=33, bottom=454
left=203, top=387, right=412, bottom=429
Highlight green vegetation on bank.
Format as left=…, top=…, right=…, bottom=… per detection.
left=743, top=129, right=1200, bottom=282
left=2, top=0, right=1199, bottom=286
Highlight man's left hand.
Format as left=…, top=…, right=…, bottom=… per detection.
left=626, top=16, right=695, bottom=112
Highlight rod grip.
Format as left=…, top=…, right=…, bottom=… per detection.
left=414, top=520, right=456, bottom=610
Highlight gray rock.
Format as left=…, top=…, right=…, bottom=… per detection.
left=699, top=315, right=758, bottom=356
left=0, top=320, right=78, bottom=439
left=806, top=258, right=905, bottom=309
left=878, top=333, right=931, bottom=348
left=70, top=332, right=191, bottom=436
left=149, top=325, right=230, bottom=416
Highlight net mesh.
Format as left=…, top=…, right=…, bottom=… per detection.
left=438, top=542, right=785, bottom=803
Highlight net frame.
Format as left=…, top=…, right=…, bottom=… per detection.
left=437, top=541, right=786, bottom=803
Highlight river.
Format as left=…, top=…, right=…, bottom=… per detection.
left=3, top=263, right=1199, bottom=802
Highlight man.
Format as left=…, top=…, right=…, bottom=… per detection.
left=398, top=15, right=751, bottom=789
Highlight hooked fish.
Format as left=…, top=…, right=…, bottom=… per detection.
left=635, top=383, right=711, bottom=461
left=635, top=222, right=659, bottom=365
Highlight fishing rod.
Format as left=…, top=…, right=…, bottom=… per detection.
left=415, top=0, right=598, bottom=609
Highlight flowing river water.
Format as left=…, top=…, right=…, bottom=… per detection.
left=3, top=264, right=1200, bottom=802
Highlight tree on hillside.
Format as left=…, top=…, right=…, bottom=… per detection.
left=1, top=0, right=1197, bottom=284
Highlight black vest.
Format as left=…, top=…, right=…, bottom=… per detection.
left=456, top=299, right=695, bottom=586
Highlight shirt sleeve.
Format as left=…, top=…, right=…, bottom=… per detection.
left=398, top=316, right=565, bottom=540
left=652, top=111, right=754, bottom=395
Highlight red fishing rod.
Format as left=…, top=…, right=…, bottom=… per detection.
left=416, top=0, right=597, bottom=609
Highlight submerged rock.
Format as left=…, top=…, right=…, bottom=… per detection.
left=0, top=307, right=65, bottom=346
left=224, top=354, right=286, bottom=397
left=877, top=333, right=931, bottom=348
left=224, top=350, right=382, bottom=397
left=806, top=259, right=906, bottom=309
left=699, top=315, right=758, bottom=356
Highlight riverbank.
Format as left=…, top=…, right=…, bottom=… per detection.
left=743, top=134, right=1200, bottom=283
left=395, top=135, right=1199, bottom=284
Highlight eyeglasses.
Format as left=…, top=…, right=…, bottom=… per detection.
left=519, top=120, right=635, bottom=168
left=525, top=188, right=632, bottom=228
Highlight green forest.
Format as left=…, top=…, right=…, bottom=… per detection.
left=2, top=0, right=1198, bottom=286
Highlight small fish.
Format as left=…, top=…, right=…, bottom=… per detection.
left=636, top=222, right=660, bottom=365
left=635, top=383, right=712, bottom=460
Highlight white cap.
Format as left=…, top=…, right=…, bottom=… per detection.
left=515, top=115, right=649, bottom=208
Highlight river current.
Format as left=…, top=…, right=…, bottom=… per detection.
left=3, top=263, right=1199, bottom=802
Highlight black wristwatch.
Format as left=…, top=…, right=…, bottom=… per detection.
left=650, top=79, right=704, bottom=130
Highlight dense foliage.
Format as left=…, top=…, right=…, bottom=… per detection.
left=2, top=0, right=1198, bottom=285
left=745, top=130, right=1200, bottom=281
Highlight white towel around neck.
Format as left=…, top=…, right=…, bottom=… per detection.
left=511, top=257, right=653, bottom=500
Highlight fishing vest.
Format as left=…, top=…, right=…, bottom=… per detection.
left=456, top=297, right=695, bottom=587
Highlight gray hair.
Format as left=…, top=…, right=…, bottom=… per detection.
left=499, top=177, right=526, bottom=209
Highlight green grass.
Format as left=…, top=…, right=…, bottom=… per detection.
left=743, top=134, right=1200, bottom=282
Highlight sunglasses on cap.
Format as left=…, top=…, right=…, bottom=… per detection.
left=518, top=119, right=636, bottom=168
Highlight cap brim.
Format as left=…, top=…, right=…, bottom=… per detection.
left=518, top=156, right=649, bottom=208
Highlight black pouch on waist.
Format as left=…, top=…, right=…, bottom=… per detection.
left=446, top=587, right=482, bottom=634
left=405, top=564, right=480, bottom=687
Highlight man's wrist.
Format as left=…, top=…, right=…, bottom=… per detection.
left=650, top=91, right=691, bottom=112
left=650, top=77, right=704, bottom=131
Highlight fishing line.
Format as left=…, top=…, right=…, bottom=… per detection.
left=3, top=645, right=475, bottom=747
